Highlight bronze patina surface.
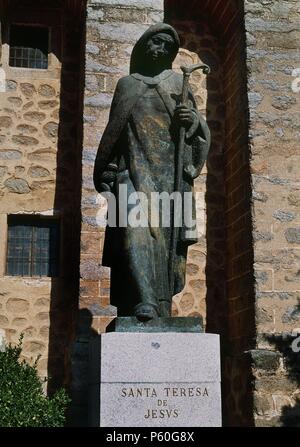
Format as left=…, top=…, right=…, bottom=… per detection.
left=93, top=23, right=211, bottom=320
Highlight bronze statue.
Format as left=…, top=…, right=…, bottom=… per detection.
left=93, top=23, right=210, bottom=320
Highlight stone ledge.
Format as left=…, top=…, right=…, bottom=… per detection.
left=106, top=316, right=204, bottom=333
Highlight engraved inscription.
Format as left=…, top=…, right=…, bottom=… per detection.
left=120, top=386, right=210, bottom=419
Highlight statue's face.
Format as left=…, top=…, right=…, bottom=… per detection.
left=145, top=32, right=175, bottom=65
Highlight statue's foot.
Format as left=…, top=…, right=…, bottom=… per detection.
left=134, top=304, right=158, bottom=321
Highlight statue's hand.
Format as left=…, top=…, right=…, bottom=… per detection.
left=174, top=105, right=196, bottom=129
left=99, top=163, right=118, bottom=192
left=101, top=170, right=117, bottom=185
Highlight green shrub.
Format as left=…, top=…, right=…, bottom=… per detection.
left=0, top=335, right=70, bottom=427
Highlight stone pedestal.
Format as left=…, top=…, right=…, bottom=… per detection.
left=89, top=326, right=222, bottom=427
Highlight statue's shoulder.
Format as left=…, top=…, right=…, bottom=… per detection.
left=169, top=70, right=183, bottom=80
left=166, top=70, right=183, bottom=88
left=160, top=70, right=183, bottom=93
left=116, top=75, right=139, bottom=90
left=170, top=70, right=183, bottom=80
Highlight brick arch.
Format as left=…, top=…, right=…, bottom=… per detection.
left=165, top=0, right=255, bottom=427
left=167, top=0, right=241, bottom=37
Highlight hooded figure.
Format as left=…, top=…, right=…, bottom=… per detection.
left=93, top=23, right=210, bottom=320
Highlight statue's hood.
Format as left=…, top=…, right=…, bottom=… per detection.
left=130, top=23, right=180, bottom=74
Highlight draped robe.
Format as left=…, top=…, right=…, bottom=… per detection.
left=93, top=25, right=211, bottom=317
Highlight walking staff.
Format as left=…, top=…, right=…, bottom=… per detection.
left=169, top=63, right=211, bottom=296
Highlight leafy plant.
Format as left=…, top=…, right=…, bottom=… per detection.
left=0, top=335, right=70, bottom=427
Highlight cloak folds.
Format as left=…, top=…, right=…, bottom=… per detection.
left=93, top=23, right=211, bottom=317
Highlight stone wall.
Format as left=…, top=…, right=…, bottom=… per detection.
left=0, top=0, right=85, bottom=393
left=244, top=0, right=300, bottom=427
left=0, top=3, right=61, bottom=382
